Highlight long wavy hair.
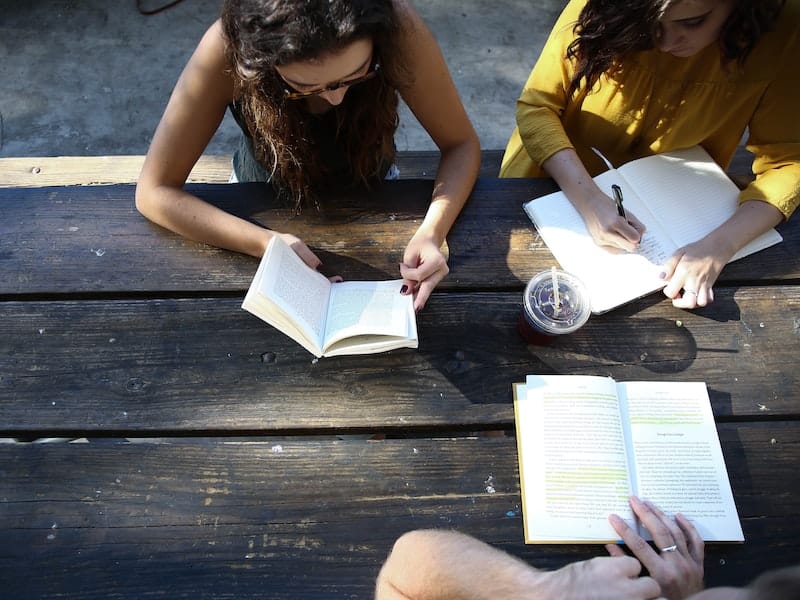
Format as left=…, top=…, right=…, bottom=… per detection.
left=221, top=0, right=410, bottom=210
left=565, top=0, right=786, bottom=98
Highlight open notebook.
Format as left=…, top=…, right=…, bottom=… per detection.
left=523, top=146, right=783, bottom=313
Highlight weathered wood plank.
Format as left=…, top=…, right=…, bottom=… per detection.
left=0, top=155, right=234, bottom=187
left=0, top=151, right=505, bottom=188
left=1, top=286, right=796, bottom=436
left=2, top=424, right=798, bottom=598
left=0, top=145, right=756, bottom=189
left=1, top=180, right=796, bottom=295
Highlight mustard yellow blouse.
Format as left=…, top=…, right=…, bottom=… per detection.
left=500, top=0, right=800, bottom=219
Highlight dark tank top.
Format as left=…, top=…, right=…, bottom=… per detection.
left=228, top=101, right=392, bottom=187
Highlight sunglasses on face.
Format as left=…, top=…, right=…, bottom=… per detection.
left=282, top=62, right=381, bottom=100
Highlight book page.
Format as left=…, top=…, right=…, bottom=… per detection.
left=514, top=375, right=635, bottom=543
left=618, top=146, right=782, bottom=259
left=617, top=381, right=744, bottom=542
left=323, top=280, right=414, bottom=349
left=523, top=169, right=673, bottom=313
left=242, top=236, right=331, bottom=354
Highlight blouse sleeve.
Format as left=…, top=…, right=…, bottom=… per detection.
left=740, top=11, right=800, bottom=219
left=514, top=0, right=585, bottom=167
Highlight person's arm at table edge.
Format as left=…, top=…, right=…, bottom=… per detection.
left=394, top=0, right=481, bottom=309
left=374, top=529, right=660, bottom=600
left=135, top=21, right=322, bottom=267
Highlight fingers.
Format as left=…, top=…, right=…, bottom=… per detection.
left=412, top=282, right=433, bottom=312
left=399, top=257, right=448, bottom=312
left=676, top=512, right=705, bottom=565
left=606, top=219, right=642, bottom=252
left=609, top=498, right=705, bottom=600
left=605, top=543, right=626, bottom=558
left=636, top=498, right=687, bottom=555
left=605, top=554, right=643, bottom=578
left=609, top=512, right=658, bottom=567
left=603, top=202, right=645, bottom=251
left=593, top=556, right=662, bottom=599
left=626, top=212, right=647, bottom=237
left=279, top=233, right=322, bottom=270
left=661, top=244, right=723, bottom=309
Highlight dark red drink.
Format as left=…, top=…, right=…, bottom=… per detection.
left=519, top=269, right=591, bottom=344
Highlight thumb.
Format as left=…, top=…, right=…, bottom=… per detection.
left=605, top=543, right=626, bottom=558
left=660, top=249, right=683, bottom=282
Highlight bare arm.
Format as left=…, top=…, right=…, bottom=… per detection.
left=134, top=21, right=320, bottom=266
left=393, top=0, right=481, bottom=310
left=375, top=529, right=660, bottom=600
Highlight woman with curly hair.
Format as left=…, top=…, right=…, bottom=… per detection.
left=136, top=0, right=480, bottom=311
left=501, top=0, right=798, bottom=309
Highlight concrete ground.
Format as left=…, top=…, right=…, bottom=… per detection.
left=0, top=0, right=565, bottom=158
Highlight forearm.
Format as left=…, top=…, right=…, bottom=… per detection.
left=135, top=183, right=273, bottom=258
left=706, top=199, right=783, bottom=260
left=414, top=138, right=480, bottom=246
left=375, top=530, right=545, bottom=600
left=541, top=148, right=603, bottom=212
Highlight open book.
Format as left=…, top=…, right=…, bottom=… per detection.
left=523, top=146, right=783, bottom=313
left=242, top=235, right=417, bottom=358
left=513, top=375, right=744, bottom=544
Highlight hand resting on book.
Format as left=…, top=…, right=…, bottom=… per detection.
left=375, top=497, right=707, bottom=600
left=608, top=495, right=705, bottom=600
left=399, top=226, right=450, bottom=312
left=660, top=200, right=784, bottom=309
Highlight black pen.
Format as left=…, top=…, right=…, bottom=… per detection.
left=611, top=184, right=626, bottom=219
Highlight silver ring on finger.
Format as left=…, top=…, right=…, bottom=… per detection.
left=660, top=544, right=678, bottom=553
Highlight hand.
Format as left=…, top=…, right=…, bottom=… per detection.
left=277, top=232, right=342, bottom=282
left=539, top=555, right=661, bottom=600
left=661, top=236, right=733, bottom=309
left=399, top=232, right=449, bottom=311
left=607, top=496, right=705, bottom=600
left=580, top=189, right=647, bottom=253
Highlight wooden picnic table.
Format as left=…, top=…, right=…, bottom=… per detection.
left=1, top=158, right=798, bottom=598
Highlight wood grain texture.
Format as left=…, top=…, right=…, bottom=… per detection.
left=2, top=425, right=797, bottom=598
left=2, top=166, right=796, bottom=598
left=0, top=146, right=754, bottom=188
left=1, top=178, right=796, bottom=295
left=0, top=151, right=506, bottom=188
left=1, top=286, right=797, bottom=436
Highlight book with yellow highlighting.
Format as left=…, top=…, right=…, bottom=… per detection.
left=513, top=375, right=744, bottom=544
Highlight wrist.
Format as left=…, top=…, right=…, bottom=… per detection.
left=411, top=222, right=445, bottom=249
left=528, top=568, right=567, bottom=600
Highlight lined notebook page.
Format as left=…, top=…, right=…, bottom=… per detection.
left=524, top=170, right=673, bottom=313
left=618, top=146, right=782, bottom=259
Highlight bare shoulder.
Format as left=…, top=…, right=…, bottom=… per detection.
left=193, top=19, right=232, bottom=70
left=391, top=0, right=433, bottom=41
left=180, top=19, right=235, bottom=100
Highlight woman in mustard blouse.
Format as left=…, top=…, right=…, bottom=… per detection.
left=501, top=0, right=799, bottom=309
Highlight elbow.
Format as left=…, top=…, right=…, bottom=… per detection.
left=134, top=182, right=148, bottom=217
left=375, top=530, right=440, bottom=599
left=134, top=181, right=159, bottom=222
left=440, top=128, right=481, bottom=178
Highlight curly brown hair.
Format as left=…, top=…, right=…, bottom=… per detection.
left=221, top=0, right=411, bottom=210
left=565, top=0, right=786, bottom=98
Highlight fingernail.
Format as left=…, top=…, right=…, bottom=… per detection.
left=658, top=272, right=667, bottom=279
left=400, top=285, right=408, bottom=294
